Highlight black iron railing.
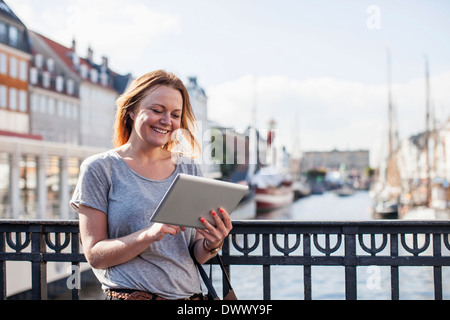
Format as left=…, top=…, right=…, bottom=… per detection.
left=1, top=219, right=450, bottom=300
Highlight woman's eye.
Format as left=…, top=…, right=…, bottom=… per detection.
left=151, top=109, right=163, bottom=114
left=172, top=114, right=181, bottom=119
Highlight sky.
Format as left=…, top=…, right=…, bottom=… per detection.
left=6, top=0, right=450, bottom=166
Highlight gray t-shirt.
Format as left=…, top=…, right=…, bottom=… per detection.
left=70, top=149, right=203, bottom=299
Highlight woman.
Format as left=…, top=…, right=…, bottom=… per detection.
left=70, top=70, right=232, bottom=300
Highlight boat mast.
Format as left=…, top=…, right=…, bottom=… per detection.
left=386, top=47, right=400, bottom=196
left=424, top=55, right=431, bottom=205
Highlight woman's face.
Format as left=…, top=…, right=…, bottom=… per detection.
left=130, top=85, right=183, bottom=149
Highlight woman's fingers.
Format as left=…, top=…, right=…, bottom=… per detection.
left=198, top=207, right=233, bottom=248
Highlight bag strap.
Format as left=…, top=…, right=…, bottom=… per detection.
left=190, top=243, right=235, bottom=300
left=194, top=257, right=220, bottom=300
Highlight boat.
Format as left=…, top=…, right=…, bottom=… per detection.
left=292, top=178, right=311, bottom=200
left=371, top=48, right=401, bottom=219
left=333, top=185, right=355, bottom=197
left=251, top=166, right=294, bottom=213
left=371, top=198, right=398, bottom=219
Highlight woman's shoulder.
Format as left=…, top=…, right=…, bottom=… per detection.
left=81, top=149, right=121, bottom=171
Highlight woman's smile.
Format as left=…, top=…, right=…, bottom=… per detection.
left=151, top=127, right=169, bottom=135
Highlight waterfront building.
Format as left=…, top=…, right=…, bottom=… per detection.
left=186, top=76, right=221, bottom=178
left=0, top=2, right=132, bottom=220
left=28, top=31, right=81, bottom=144
left=32, top=33, right=132, bottom=148
left=0, top=0, right=32, bottom=135
left=396, top=118, right=450, bottom=208
left=300, top=149, right=370, bottom=175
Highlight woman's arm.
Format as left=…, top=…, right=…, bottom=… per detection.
left=79, top=204, right=184, bottom=269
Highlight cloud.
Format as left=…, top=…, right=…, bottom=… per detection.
left=9, top=0, right=181, bottom=73
left=207, top=71, right=450, bottom=166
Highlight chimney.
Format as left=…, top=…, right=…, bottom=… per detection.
left=71, top=38, right=76, bottom=52
left=87, top=46, right=93, bottom=64
left=101, top=56, right=108, bottom=70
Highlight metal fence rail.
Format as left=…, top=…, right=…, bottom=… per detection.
left=1, top=219, right=450, bottom=300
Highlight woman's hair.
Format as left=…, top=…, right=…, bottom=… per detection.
left=113, top=70, right=200, bottom=157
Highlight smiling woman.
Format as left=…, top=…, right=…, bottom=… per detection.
left=70, top=70, right=234, bottom=300
left=113, top=70, right=200, bottom=156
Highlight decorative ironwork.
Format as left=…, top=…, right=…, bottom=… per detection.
left=1, top=220, right=450, bottom=300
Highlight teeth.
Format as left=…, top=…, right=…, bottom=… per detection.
left=153, top=128, right=168, bottom=134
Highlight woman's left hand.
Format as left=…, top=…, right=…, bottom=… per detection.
left=197, top=207, right=233, bottom=250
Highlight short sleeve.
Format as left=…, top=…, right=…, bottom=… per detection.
left=70, top=157, right=111, bottom=214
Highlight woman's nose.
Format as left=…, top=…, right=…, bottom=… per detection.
left=160, top=112, right=170, bottom=125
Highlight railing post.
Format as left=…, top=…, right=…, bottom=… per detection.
left=30, top=225, right=47, bottom=300
left=390, top=233, right=399, bottom=300
left=71, top=231, right=81, bottom=300
left=0, top=231, right=5, bottom=300
left=433, top=233, right=443, bottom=300
left=303, top=233, right=312, bottom=300
left=221, top=235, right=232, bottom=299
left=262, top=233, right=271, bottom=300
left=344, top=226, right=357, bottom=300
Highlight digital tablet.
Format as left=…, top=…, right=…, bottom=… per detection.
left=150, top=173, right=249, bottom=229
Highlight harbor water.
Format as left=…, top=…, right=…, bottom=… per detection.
left=73, top=190, right=449, bottom=300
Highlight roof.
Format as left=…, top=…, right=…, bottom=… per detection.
left=0, top=0, right=26, bottom=27
left=33, top=32, right=132, bottom=94
left=0, top=1, right=32, bottom=53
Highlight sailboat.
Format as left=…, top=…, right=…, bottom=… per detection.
left=371, top=47, right=401, bottom=219
left=401, top=56, right=450, bottom=220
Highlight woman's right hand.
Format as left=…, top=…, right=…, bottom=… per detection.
left=147, top=223, right=186, bottom=242
left=79, top=205, right=186, bottom=269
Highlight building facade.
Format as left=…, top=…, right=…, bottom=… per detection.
left=186, top=76, right=221, bottom=178
left=32, top=34, right=131, bottom=148
left=300, top=149, right=370, bottom=174
left=0, top=1, right=32, bottom=134
left=28, top=31, right=81, bottom=144
left=0, top=1, right=132, bottom=220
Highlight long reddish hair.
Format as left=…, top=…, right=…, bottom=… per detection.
left=113, top=70, right=200, bottom=157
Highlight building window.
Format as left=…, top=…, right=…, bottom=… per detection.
left=46, top=156, right=61, bottom=219
left=35, top=54, right=43, bottom=69
left=80, top=64, right=88, bottom=79
left=39, top=95, right=47, bottom=113
left=9, top=88, right=17, bottom=110
left=65, top=103, right=72, bottom=118
left=48, top=98, right=55, bottom=115
left=19, top=155, right=38, bottom=219
left=46, top=58, right=54, bottom=72
left=19, top=90, right=27, bottom=112
left=43, top=71, right=50, bottom=88
left=9, top=26, right=18, bottom=47
left=9, top=56, right=17, bottom=78
left=0, top=53, right=6, bottom=74
left=67, top=79, right=74, bottom=95
left=0, top=22, right=6, bottom=43
left=68, top=157, right=80, bottom=218
left=31, top=93, right=39, bottom=112
left=73, top=104, right=79, bottom=119
left=0, top=85, right=6, bottom=108
left=90, top=68, right=98, bottom=83
left=19, top=60, right=27, bottom=81
left=57, top=100, right=64, bottom=117
left=56, top=76, right=64, bottom=92
left=0, top=153, right=11, bottom=219
left=30, top=67, right=38, bottom=84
